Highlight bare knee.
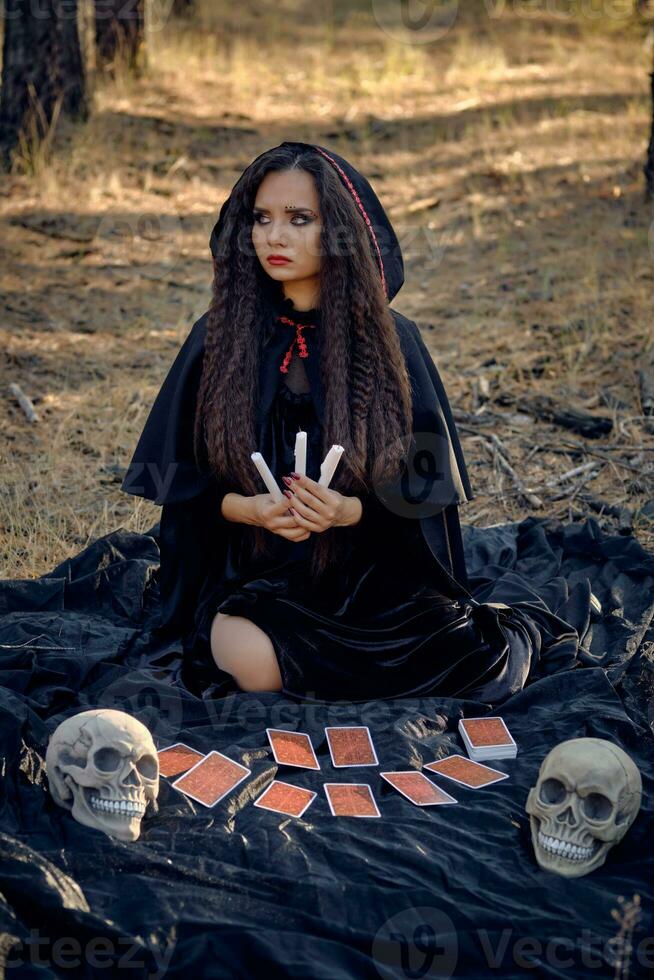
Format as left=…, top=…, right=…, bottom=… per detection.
left=210, top=612, right=282, bottom=692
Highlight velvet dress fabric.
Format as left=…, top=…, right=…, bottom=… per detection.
left=121, top=140, right=583, bottom=706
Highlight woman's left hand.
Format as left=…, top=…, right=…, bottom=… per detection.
left=282, top=472, right=362, bottom=532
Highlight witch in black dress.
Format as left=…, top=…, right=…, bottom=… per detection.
left=121, top=141, right=580, bottom=704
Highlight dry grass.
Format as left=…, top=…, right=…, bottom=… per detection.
left=1, top=1, right=653, bottom=579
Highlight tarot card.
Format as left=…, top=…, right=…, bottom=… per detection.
left=325, top=726, right=379, bottom=767
left=424, top=754, right=509, bottom=788
left=157, top=743, right=205, bottom=778
left=266, top=729, right=320, bottom=770
left=171, top=750, right=251, bottom=808
left=323, top=783, right=381, bottom=817
left=380, top=770, right=458, bottom=806
left=458, top=716, right=517, bottom=760
left=253, top=780, right=316, bottom=817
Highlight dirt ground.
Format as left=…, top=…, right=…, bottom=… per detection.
left=1, top=2, right=653, bottom=579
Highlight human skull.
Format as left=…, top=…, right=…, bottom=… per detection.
left=526, top=738, right=641, bottom=877
left=45, top=709, right=159, bottom=842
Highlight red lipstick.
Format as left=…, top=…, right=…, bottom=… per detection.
left=267, top=254, right=291, bottom=265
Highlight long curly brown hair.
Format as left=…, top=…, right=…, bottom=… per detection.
left=193, top=144, right=414, bottom=583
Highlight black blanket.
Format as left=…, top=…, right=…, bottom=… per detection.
left=1, top=515, right=653, bottom=979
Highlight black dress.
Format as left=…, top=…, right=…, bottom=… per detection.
left=185, top=372, right=550, bottom=704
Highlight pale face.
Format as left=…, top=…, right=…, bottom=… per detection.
left=251, top=168, right=323, bottom=310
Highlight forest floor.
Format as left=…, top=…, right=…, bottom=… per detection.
left=1, top=2, right=653, bottom=579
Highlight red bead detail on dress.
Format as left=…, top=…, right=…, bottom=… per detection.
left=312, top=145, right=388, bottom=299
left=275, top=314, right=317, bottom=373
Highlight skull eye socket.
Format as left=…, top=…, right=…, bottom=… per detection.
left=93, top=747, right=122, bottom=772
left=581, top=792, right=613, bottom=822
left=136, top=754, right=158, bottom=780
left=539, top=778, right=567, bottom=805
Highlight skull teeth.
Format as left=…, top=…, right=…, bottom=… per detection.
left=537, top=829, right=597, bottom=861
left=89, top=795, right=145, bottom=817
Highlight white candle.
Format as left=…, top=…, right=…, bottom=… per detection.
left=251, top=452, right=284, bottom=501
left=318, top=444, right=344, bottom=487
left=294, top=430, right=307, bottom=476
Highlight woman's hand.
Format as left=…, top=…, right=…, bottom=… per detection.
left=252, top=493, right=311, bottom=541
left=281, top=472, right=362, bottom=532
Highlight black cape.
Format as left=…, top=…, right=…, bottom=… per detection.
left=121, top=141, right=479, bottom=646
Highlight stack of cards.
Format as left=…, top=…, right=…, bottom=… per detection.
left=458, top=716, right=517, bottom=762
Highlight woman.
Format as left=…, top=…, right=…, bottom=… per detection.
left=121, top=141, right=580, bottom=703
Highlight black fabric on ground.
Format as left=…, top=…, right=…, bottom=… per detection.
left=0, top=515, right=653, bottom=978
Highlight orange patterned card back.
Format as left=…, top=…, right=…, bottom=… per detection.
left=461, top=717, right=512, bottom=746
left=326, top=727, right=378, bottom=766
left=157, top=743, right=205, bottom=778
left=267, top=729, right=320, bottom=769
left=254, top=781, right=316, bottom=817
left=381, top=771, right=457, bottom=805
left=172, top=751, right=250, bottom=807
left=324, top=783, right=380, bottom=817
left=424, top=755, right=508, bottom=787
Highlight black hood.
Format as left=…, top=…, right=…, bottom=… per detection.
left=208, top=140, right=404, bottom=303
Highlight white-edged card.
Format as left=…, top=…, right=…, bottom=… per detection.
left=266, top=728, right=320, bottom=770
left=325, top=726, right=379, bottom=767
left=253, top=780, right=317, bottom=817
left=323, top=783, right=381, bottom=817
left=380, top=771, right=458, bottom=806
left=424, top=754, right=509, bottom=788
left=157, top=742, right=205, bottom=778
left=171, top=750, right=251, bottom=808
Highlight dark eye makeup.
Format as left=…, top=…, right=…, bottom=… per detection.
left=252, top=211, right=316, bottom=226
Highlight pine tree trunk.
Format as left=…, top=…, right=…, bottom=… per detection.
left=0, top=0, right=88, bottom=171
left=172, top=0, right=195, bottom=15
left=645, top=68, right=654, bottom=201
left=94, top=0, right=146, bottom=77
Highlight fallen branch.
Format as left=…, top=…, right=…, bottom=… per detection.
left=8, top=383, right=39, bottom=423
left=496, top=393, right=613, bottom=438
left=10, top=216, right=94, bottom=243
left=483, top=433, right=543, bottom=509
left=545, top=460, right=602, bottom=488
left=549, top=464, right=606, bottom=502
left=557, top=441, right=652, bottom=477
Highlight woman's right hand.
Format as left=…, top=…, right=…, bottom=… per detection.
left=252, top=493, right=311, bottom=541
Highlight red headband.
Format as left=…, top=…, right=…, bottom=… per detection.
left=312, top=145, right=388, bottom=298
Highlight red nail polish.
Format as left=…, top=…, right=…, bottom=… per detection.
left=291, top=472, right=301, bottom=480
left=283, top=489, right=292, bottom=498
left=282, top=476, right=292, bottom=485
